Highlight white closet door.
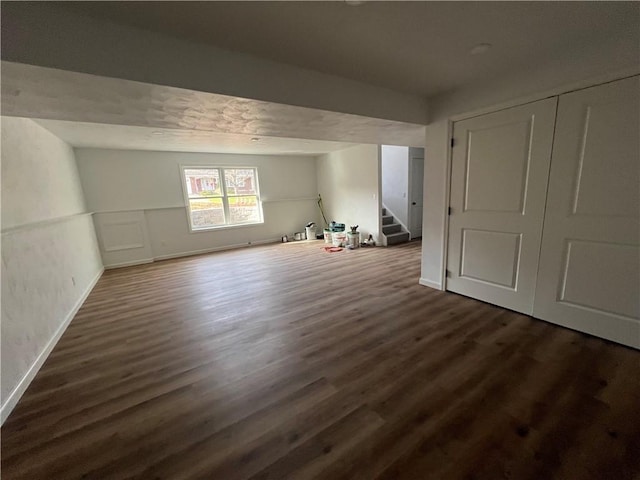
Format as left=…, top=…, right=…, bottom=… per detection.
left=447, top=98, right=557, bottom=314
left=533, top=76, right=640, bottom=349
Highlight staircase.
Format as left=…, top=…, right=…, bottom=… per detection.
left=382, top=207, right=410, bottom=246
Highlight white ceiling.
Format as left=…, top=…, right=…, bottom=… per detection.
left=60, top=1, right=640, bottom=98
left=35, top=119, right=357, bottom=156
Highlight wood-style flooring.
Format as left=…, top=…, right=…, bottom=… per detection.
left=2, top=240, right=639, bottom=479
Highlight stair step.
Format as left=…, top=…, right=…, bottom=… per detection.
left=383, top=223, right=402, bottom=234
left=386, top=231, right=410, bottom=245
left=382, top=215, right=394, bottom=225
left=381, top=208, right=387, bottom=216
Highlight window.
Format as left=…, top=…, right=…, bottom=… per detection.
left=182, top=167, right=263, bottom=231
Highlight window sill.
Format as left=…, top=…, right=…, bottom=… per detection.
left=189, top=221, right=264, bottom=233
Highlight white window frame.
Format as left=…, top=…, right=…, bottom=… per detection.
left=180, top=165, right=264, bottom=232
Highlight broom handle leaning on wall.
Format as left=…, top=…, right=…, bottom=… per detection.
left=317, top=194, right=329, bottom=228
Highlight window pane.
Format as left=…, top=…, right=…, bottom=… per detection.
left=224, top=169, right=257, bottom=195
left=189, top=198, right=225, bottom=228
left=184, top=168, right=222, bottom=197
left=228, top=196, right=261, bottom=224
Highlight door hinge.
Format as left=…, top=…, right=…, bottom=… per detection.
left=450, top=138, right=456, bottom=148
left=448, top=206, right=452, bottom=215
left=446, top=269, right=452, bottom=278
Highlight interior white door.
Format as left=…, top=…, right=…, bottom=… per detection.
left=533, top=76, right=640, bottom=349
left=409, top=155, right=424, bottom=238
left=447, top=98, right=557, bottom=314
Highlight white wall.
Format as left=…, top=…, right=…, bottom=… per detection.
left=75, top=148, right=320, bottom=266
left=420, top=120, right=451, bottom=289
left=1, top=3, right=427, bottom=125
left=381, top=145, right=409, bottom=227
left=1, top=117, right=103, bottom=423
left=317, top=144, right=381, bottom=243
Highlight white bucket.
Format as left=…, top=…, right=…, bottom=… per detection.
left=305, top=226, right=317, bottom=240
left=347, top=232, right=360, bottom=248
left=332, top=231, right=347, bottom=247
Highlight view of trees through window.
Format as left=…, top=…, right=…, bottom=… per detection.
left=183, top=167, right=262, bottom=229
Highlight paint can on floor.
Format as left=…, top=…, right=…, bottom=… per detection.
left=323, top=229, right=332, bottom=243
left=332, top=231, right=347, bottom=247
left=347, top=232, right=360, bottom=249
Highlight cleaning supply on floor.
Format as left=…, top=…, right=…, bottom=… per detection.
left=347, top=225, right=360, bottom=249
left=332, top=231, right=347, bottom=247
left=317, top=195, right=328, bottom=228
left=305, top=223, right=317, bottom=241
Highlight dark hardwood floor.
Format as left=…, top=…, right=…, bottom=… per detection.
left=2, top=240, right=639, bottom=479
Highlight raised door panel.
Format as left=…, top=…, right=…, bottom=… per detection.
left=464, top=120, right=532, bottom=213
left=559, top=240, right=639, bottom=320
left=447, top=97, right=557, bottom=314
left=533, top=76, right=640, bottom=348
left=460, top=229, right=522, bottom=288
left=571, top=97, right=639, bottom=218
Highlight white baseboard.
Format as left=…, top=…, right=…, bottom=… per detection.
left=104, top=258, right=154, bottom=269
left=419, top=277, right=443, bottom=290
left=152, top=238, right=280, bottom=262
left=103, top=239, right=281, bottom=269
left=0, top=267, right=104, bottom=425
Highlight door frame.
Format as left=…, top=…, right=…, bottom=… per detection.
left=440, top=72, right=640, bottom=291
